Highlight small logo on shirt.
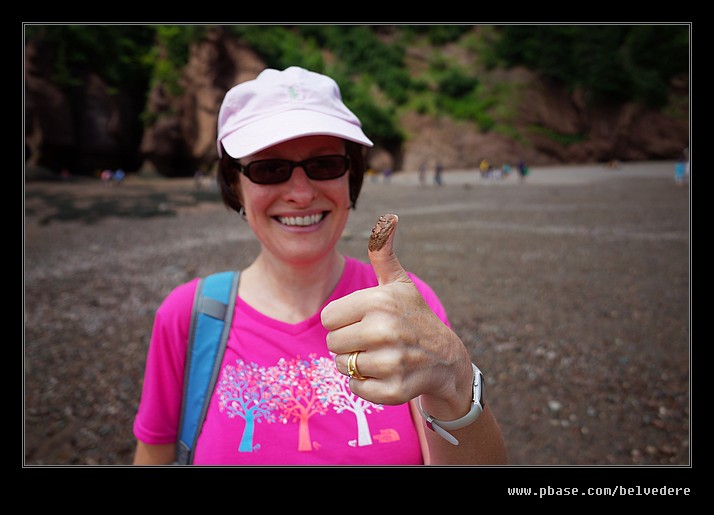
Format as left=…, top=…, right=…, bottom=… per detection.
left=373, top=428, right=400, bottom=443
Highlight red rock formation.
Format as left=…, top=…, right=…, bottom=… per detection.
left=25, top=29, right=689, bottom=178
left=139, top=28, right=266, bottom=176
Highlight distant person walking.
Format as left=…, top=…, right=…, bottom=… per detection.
left=101, top=169, right=113, bottom=186
left=517, top=160, right=529, bottom=182
left=479, top=158, right=490, bottom=179
left=674, top=159, right=686, bottom=186
left=194, top=169, right=205, bottom=189
left=419, top=162, right=427, bottom=186
left=683, top=147, right=690, bottom=184
left=113, top=168, right=125, bottom=185
left=434, top=161, right=444, bottom=186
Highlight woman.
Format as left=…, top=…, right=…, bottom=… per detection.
left=133, top=66, right=506, bottom=465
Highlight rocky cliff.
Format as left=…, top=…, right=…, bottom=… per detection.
left=399, top=66, right=689, bottom=172
left=25, top=28, right=689, bottom=177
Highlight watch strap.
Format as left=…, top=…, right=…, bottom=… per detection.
left=417, top=362, right=484, bottom=445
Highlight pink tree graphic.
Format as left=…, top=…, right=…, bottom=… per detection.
left=217, top=354, right=386, bottom=453
left=264, top=354, right=334, bottom=452
left=217, top=360, right=277, bottom=452
left=317, top=354, right=384, bottom=447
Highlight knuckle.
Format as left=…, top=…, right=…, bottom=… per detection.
left=324, top=331, right=335, bottom=351
left=370, top=288, right=397, bottom=309
left=375, top=383, right=408, bottom=406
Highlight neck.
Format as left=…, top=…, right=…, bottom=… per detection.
left=240, top=251, right=346, bottom=324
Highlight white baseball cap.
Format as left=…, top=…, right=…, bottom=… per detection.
left=217, top=66, right=374, bottom=159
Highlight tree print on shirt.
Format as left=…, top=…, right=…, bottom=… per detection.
left=317, top=354, right=384, bottom=447
left=217, top=354, right=383, bottom=453
left=263, top=354, right=333, bottom=451
left=217, top=360, right=276, bottom=452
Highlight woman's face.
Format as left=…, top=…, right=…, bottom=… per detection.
left=237, top=135, right=352, bottom=266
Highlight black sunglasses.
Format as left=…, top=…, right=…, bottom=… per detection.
left=234, top=154, right=351, bottom=185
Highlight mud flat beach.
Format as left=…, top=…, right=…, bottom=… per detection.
left=24, top=160, right=690, bottom=471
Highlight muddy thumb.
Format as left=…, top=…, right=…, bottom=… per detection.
left=368, top=214, right=410, bottom=286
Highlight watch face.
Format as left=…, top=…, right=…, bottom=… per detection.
left=476, top=371, right=484, bottom=405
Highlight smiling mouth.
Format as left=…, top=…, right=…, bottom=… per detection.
left=275, top=212, right=327, bottom=227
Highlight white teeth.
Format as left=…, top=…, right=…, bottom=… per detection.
left=277, top=213, right=325, bottom=226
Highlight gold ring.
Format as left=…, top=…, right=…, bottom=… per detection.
left=347, top=351, right=366, bottom=380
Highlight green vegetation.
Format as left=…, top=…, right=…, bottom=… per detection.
left=150, top=26, right=208, bottom=95
left=494, top=25, right=689, bottom=107
left=528, top=125, right=586, bottom=146
left=25, top=24, right=689, bottom=151
left=227, top=25, right=325, bottom=73
left=24, top=25, right=156, bottom=94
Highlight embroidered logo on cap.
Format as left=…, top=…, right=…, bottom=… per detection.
left=288, top=84, right=302, bottom=101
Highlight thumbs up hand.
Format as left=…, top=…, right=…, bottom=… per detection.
left=321, top=214, right=473, bottom=411
left=366, top=214, right=411, bottom=286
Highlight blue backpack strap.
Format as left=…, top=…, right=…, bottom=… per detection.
left=176, top=270, right=240, bottom=465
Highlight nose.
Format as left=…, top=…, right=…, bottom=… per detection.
left=282, top=166, right=317, bottom=204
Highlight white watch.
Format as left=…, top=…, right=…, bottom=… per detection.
left=417, top=362, right=484, bottom=446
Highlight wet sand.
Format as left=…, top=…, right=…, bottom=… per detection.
left=24, top=160, right=690, bottom=472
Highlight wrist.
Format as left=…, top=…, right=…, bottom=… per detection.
left=417, top=362, right=485, bottom=446
left=420, top=357, right=474, bottom=418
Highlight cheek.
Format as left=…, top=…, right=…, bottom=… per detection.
left=327, top=176, right=352, bottom=206
left=238, top=177, right=269, bottom=210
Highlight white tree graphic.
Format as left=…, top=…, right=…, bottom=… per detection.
left=315, top=354, right=384, bottom=446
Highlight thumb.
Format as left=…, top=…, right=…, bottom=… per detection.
left=368, top=214, right=411, bottom=286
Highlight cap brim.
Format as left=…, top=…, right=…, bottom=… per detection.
left=220, top=109, right=373, bottom=159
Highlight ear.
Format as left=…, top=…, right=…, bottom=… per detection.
left=235, top=180, right=246, bottom=215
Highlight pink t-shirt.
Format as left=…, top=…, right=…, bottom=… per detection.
left=133, top=256, right=450, bottom=465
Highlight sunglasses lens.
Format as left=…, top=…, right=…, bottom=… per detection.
left=304, top=156, right=348, bottom=180
left=247, top=160, right=292, bottom=184
left=242, top=155, right=349, bottom=184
